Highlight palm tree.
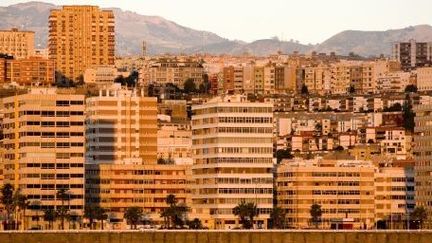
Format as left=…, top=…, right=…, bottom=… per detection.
left=270, top=207, right=286, bottom=229
left=56, top=189, right=70, bottom=230
left=84, top=205, right=97, bottom=229
left=124, top=206, right=143, bottom=229
left=233, top=201, right=259, bottom=229
left=310, top=203, right=322, bottom=229
left=68, top=211, right=80, bottom=230
left=14, top=190, right=29, bottom=230
left=1, top=183, right=15, bottom=230
left=95, top=207, right=108, bottom=230
left=30, top=200, right=42, bottom=229
left=161, top=194, right=189, bottom=228
left=411, top=206, right=428, bottom=229
left=43, top=209, right=57, bottom=230
left=166, top=194, right=177, bottom=207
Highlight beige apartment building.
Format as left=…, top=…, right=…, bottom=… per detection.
left=85, top=163, right=190, bottom=229
left=0, top=28, right=35, bottom=59
left=276, top=159, right=376, bottom=229
left=86, top=85, right=158, bottom=165
left=1, top=88, right=85, bottom=229
left=49, top=6, right=115, bottom=83
left=191, top=95, right=274, bottom=229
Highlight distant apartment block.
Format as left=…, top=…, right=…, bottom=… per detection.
left=49, top=6, right=115, bottom=83
left=141, top=57, right=204, bottom=88
left=0, top=28, right=35, bottom=59
left=0, top=55, right=55, bottom=86
left=393, top=39, right=432, bottom=71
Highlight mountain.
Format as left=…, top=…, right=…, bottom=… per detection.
left=0, top=2, right=432, bottom=57
left=314, top=25, right=432, bottom=57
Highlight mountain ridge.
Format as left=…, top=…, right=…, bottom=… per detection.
left=1, top=2, right=432, bottom=56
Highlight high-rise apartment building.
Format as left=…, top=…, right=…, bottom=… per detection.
left=0, top=28, right=35, bottom=59
left=413, top=104, right=432, bottom=227
left=1, top=88, right=85, bottom=229
left=191, top=95, right=274, bottom=229
left=393, top=39, right=432, bottom=71
left=86, top=85, right=158, bottom=165
left=48, top=6, right=115, bottom=83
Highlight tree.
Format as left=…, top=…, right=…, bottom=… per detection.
left=124, top=206, right=143, bottom=229
left=348, top=85, right=356, bottom=94
left=405, top=84, right=418, bottom=93
left=384, top=103, right=402, bottom=112
left=44, top=209, right=57, bottom=230
left=276, top=149, right=293, bottom=164
left=411, top=206, right=428, bottom=229
left=270, top=207, right=286, bottom=229
left=161, top=194, right=189, bottom=228
left=310, top=203, right=322, bottom=228
left=301, top=84, right=309, bottom=95
left=30, top=200, right=42, bottom=229
left=1, top=184, right=15, bottom=230
left=14, top=189, right=29, bottom=230
left=403, top=101, right=415, bottom=132
left=233, top=201, right=259, bottom=229
left=188, top=218, right=203, bottom=229
left=95, top=206, right=108, bottom=230
left=56, top=189, right=70, bottom=230
left=84, top=205, right=97, bottom=229
left=183, top=78, right=197, bottom=94
left=334, top=145, right=344, bottom=151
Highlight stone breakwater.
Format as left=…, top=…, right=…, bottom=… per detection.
left=1, top=230, right=432, bottom=243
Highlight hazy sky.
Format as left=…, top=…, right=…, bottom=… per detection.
left=1, top=0, right=432, bottom=44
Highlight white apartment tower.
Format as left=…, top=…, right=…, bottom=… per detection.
left=191, top=95, right=274, bottom=229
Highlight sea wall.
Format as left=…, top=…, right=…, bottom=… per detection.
left=1, top=230, right=432, bottom=243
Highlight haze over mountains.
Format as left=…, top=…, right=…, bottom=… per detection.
left=1, top=1, right=432, bottom=57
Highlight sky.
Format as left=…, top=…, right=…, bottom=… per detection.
left=1, top=0, right=432, bottom=44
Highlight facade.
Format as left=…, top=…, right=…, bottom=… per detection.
left=191, top=95, right=274, bottom=229
left=143, top=58, right=204, bottom=88
left=276, top=159, right=376, bottom=229
left=85, top=86, right=158, bottom=165
left=393, top=39, right=432, bottom=71
left=416, top=67, right=432, bottom=91
left=374, top=166, right=415, bottom=229
left=0, top=28, right=35, bottom=59
left=413, top=104, right=432, bottom=226
left=83, top=65, right=120, bottom=84
left=0, top=56, right=55, bottom=86
left=48, top=6, right=115, bottom=82
left=157, top=121, right=192, bottom=165
left=85, top=163, right=190, bottom=229
left=1, top=88, right=85, bottom=229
